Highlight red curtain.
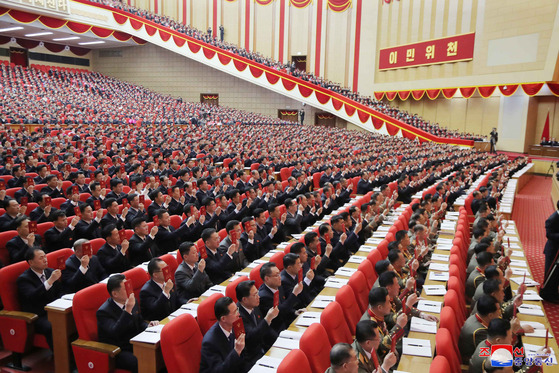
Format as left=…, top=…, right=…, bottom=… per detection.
left=521, top=83, right=544, bottom=96
left=547, top=83, right=559, bottom=97
left=442, top=88, right=457, bottom=99
left=426, top=89, right=440, bottom=100
left=385, top=92, right=397, bottom=101
left=398, top=91, right=411, bottom=100
left=459, top=87, right=476, bottom=98
left=327, top=0, right=352, bottom=12
left=10, top=48, right=27, bottom=67
left=498, top=84, right=518, bottom=96
left=374, top=92, right=384, bottom=100
left=411, top=90, right=425, bottom=100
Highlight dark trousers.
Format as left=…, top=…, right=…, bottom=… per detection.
left=116, top=350, right=138, bottom=373
left=35, top=316, right=53, bottom=351
left=541, top=250, right=559, bottom=298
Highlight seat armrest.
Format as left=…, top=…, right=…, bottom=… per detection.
left=72, top=339, right=121, bottom=357
left=0, top=310, right=39, bottom=324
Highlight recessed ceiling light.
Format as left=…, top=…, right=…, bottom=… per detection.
left=25, top=31, right=53, bottom=37
left=0, top=26, right=24, bottom=32
left=78, top=41, right=105, bottom=45
left=53, top=36, right=80, bottom=41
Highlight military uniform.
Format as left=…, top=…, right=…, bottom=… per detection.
left=459, top=313, right=488, bottom=364
left=466, top=267, right=485, bottom=299
left=360, top=309, right=404, bottom=361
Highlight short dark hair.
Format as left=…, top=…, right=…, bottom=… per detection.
left=156, top=209, right=168, bottom=219
left=487, top=318, right=511, bottom=340
left=15, top=215, right=29, bottom=229
left=50, top=210, right=66, bottom=222
left=483, top=278, right=501, bottom=295
left=378, top=271, right=398, bottom=287
left=290, top=242, right=306, bottom=255
left=395, top=230, right=408, bottom=242
left=104, top=198, right=117, bottom=208
left=225, top=220, right=240, bottom=233
left=283, top=253, right=299, bottom=269
left=330, top=343, right=354, bottom=368
left=476, top=251, right=494, bottom=267
left=201, top=228, right=216, bottom=242
left=374, top=260, right=391, bottom=276
left=355, top=320, right=378, bottom=344
left=474, top=243, right=490, bottom=255
left=102, top=224, right=117, bottom=239
left=179, top=241, right=196, bottom=258
left=214, top=296, right=234, bottom=320
left=147, top=258, right=163, bottom=277
left=24, top=247, right=42, bottom=262
left=485, top=265, right=500, bottom=279
left=368, top=287, right=388, bottom=308
left=318, top=223, right=331, bottom=236
left=477, top=294, right=499, bottom=316
left=387, top=249, right=401, bottom=264
left=304, top=232, right=318, bottom=246
left=260, top=262, right=277, bottom=280
left=107, top=274, right=126, bottom=295
left=132, top=217, right=146, bottom=230
left=236, top=280, right=256, bottom=302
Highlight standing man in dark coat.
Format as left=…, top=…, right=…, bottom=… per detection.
left=541, top=201, right=559, bottom=303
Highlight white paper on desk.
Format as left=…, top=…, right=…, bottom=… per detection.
left=410, top=316, right=437, bottom=334
left=508, top=243, right=521, bottom=249
left=428, top=271, right=449, bottom=282
left=263, top=250, right=281, bottom=258
left=335, top=267, right=358, bottom=277
left=295, top=312, right=322, bottom=327
left=181, top=303, right=199, bottom=311
left=510, top=259, right=528, bottom=267
left=376, top=225, right=391, bottom=232
left=292, top=234, right=303, bottom=240
left=130, top=331, right=160, bottom=344
left=437, top=238, right=453, bottom=244
left=310, top=295, right=336, bottom=309
left=46, top=298, right=73, bottom=310
left=520, top=321, right=545, bottom=330
left=431, top=254, right=450, bottom=262
left=145, top=324, right=165, bottom=333
left=511, top=277, right=539, bottom=286
left=505, top=236, right=519, bottom=242
left=279, top=330, right=304, bottom=340
left=137, top=263, right=149, bottom=272
left=417, top=300, right=442, bottom=314
left=358, top=246, right=374, bottom=253
left=170, top=308, right=197, bottom=318
left=429, top=263, right=450, bottom=272
left=436, top=244, right=453, bottom=251
left=518, top=304, right=545, bottom=316
left=510, top=267, right=531, bottom=276
left=348, top=255, right=366, bottom=264
left=62, top=293, right=75, bottom=301
left=201, top=285, right=226, bottom=297
left=522, top=290, right=543, bottom=301
left=511, top=250, right=525, bottom=258
left=402, top=337, right=432, bottom=357
left=324, top=277, right=349, bottom=289
left=525, top=329, right=554, bottom=338
left=366, top=238, right=383, bottom=245
left=277, top=243, right=288, bottom=250
left=523, top=344, right=557, bottom=365
left=372, top=231, right=387, bottom=238
left=247, top=260, right=267, bottom=268
left=423, top=285, right=447, bottom=296
left=249, top=356, right=283, bottom=372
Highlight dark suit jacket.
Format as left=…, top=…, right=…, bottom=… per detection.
left=41, top=186, right=64, bottom=199
left=29, top=206, right=58, bottom=224
left=284, top=212, right=303, bottom=236
left=105, top=191, right=127, bottom=206
left=153, top=224, right=190, bottom=255
left=258, top=283, right=298, bottom=332
left=14, top=188, right=41, bottom=204
left=199, top=322, right=244, bottom=373
left=74, top=219, right=101, bottom=240
left=62, top=254, right=107, bottom=293
left=544, top=211, right=559, bottom=258
left=44, top=226, right=74, bottom=253
left=128, top=233, right=155, bottom=266
left=124, top=207, right=147, bottom=229
left=17, top=267, right=64, bottom=317
left=205, top=246, right=234, bottom=285
left=0, top=213, right=18, bottom=231
left=174, top=261, right=213, bottom=303
left=139, top=279, right=178, bottom=321
left=7, top=235, right=42, bottom=263
left=97, top=298, right=147, bottom=352
left=100, top=213, right=125, bottom=230
left=238, top=303, right=278, bottom=365
left=147, top=202, right=163, bottom=221
left=96, top=243, right=131, bottom=275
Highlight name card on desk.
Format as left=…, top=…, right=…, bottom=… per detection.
left=325, top=277, right=350, bottom=289
left=523, top=344, right=557, bottom=365
left=410, top=317, right=437, bottom=334
left=423, top=285, right=447, bottom=296
left=170, top=307, right=197, bottom=319
left=335, top=267, right=358, bottom=277
left=310, top=295, right=336, bottom=309
left=510, top=259, right=528, bottom=267
left=376, top=225, right=391, bottom=232
left=249, top=356, right=283, bottom=372
left=366, top=238, right=383, bottom=245
left=295, top=312, right=322, bottom=327
left=431, top=254, right=450, bottom=262
left=522, top=290, right=543, bottom=301
left=347, top=255, right=366, bottom=264
left=247, top=260, right=268, bottom=269
left=505, top=236, right=520, bottom=242
left=62, top=293, right=75, bottom=301
left=428, top=271, right=449, bottom=282
left=517, top=304, right=545, bottom=316
left=510, top=267, right=530, bottom=276
left=201, top=285, right=226, bottom=297
left=436, top=244, right=453, bottom=251
left=417, top=300, right=442, bottom=314
left=511, top=277, right=539, bottom=286
left=358, top=246, right=374, bottom=253
left=525, top=329, right=554, bottom=338
left=511, top=250, right=525, bottom=258
left=436, top=238, right=453, bottom=245
left=372, top=231, right=388, bottom=238
left=402, top=337, right=432, bottom=357
left=428, top=263, right=449, bottom=272
left=46, top=298, right=73, bottom=310
left=145, top=324, right=165, bottom=333
left=130, top=331, right=161, bottom=344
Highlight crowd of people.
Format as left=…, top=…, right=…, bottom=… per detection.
left=85, top=0, right=484, bottom=140
left=0, top=62, right=513, bottom=371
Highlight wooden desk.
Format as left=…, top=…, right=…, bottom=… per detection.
left=131, top=340, right=165, bottom=373
left=46, top=305, right=76, bottom=373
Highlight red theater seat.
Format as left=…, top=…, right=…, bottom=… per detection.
left=299, top=323, right=332, bottom=373
left=320, top=301, right=353, bottom=345
left=225, top=275, right=249, bottom=303
left=335, top=285, right=362, bottom=333
left=160, top=314, right=202, bottom=373
left=348, top=270, right=369, bottom=313
left=277, top=349, right=313, bottom=373
left=197, top=293, right=223, bottom=335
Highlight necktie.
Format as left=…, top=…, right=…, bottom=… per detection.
left=40, top=274, right=46, bottom=283
left=228, top=333, right=235, bottom=348
left=251, top=311, right=258, bottom=325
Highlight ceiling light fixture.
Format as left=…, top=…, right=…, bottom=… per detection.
left=78, top=41, right=105, bottom=45
left=53, top=36, right=80, bottom=41
left=25, top=31, right=53, bottom=37
left=0, top=26, right=24, bottom=32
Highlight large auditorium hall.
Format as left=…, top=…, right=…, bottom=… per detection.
left=0, top=1, right=559, bottom=373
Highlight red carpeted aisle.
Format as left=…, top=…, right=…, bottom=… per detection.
left=511, top=175, right=559, bottom=337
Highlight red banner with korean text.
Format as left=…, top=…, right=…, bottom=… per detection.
left=378, top=32, right=475, bottom=71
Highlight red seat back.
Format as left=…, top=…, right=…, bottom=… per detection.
left=73, top=283, right=109, bottom=341
left=36, top=222, right=54, bottom=238
left=197, top=293, right=223, bottom=335
left=376, top=239, right=389, bottom=258
left=348, top=271, right=369, bottom=313
left=435, top=327, right=461, bottom=373
left=160, top=314, right=203, bottom=373
left=169, top=215, right=182, bottom=230
left=367, top=249, right=382, bottom=267
left=357, top=259, right=377, bottom=289
left=429, top=355, right=451, bottom=373
left=335, top=285, right=362, bottom=334
left=320, top=301, right=353, bottom=345
left=270, top=251, right=285, bottom=271
left=122, top=267, right=150, bottom=303
left=0, top=260, right=29, bottom=311
left=225, top=276, right=249, bottom=303
left=249, top=263, right=264, bottom=289
left=277, top=349, right=313, bottom=373
left=0, top=230, right=19, bottom=265
left=89, top=238, right=106, bottom=255
left=299, top=323, right=332, bottom=373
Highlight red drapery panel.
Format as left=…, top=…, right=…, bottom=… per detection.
left=16, top=38, right=39, bottom=49
left=255, top=0, right=273, bottom=4
left=459, top=87, right=476, bottom=98
left=0, top=35, right=10, bottom=44
left=358, top=111, right=370, bottom=124
left=385, top=92, right=397, bottom=101
left=290, top=0, right=312, bottom=8
left=281, top=78, right=297, bottom=91
left=385, top=122, right=399, bottom=136
left=38, top=16, right=66, bottom=29
left=478, top=86, right=496, bottom=98
left=372, top=116, right=383, bottom=130
left=411, top=90, right=425, bottom=100
left=173, top=35, right=186, bottom=47
left=298, top=85, right=313, bottom=98
left=332, top=98, right=343, bottom=111
left=10, top=48, right=27, bottom=67
left=374, top=92, right=384, bottom=100
left=426, top=89, right=440, bottom=100
left=547, top=83, right=559, bottom=97
left=217, top=53, right=231, bottom=65
left=521, top=83, right=544, bottom=96
left=498, top=84, right=518, bottom=96
left=442, top=88, right=457, bottom=99
left=187, top=41, right=201, bottom=53
left=249, top=65, right=263, bottom=78
left=344, top=103, right=356, bottom=117
left=67, top=22, right=91, bottom=33
left=234, top=59, right=248, bottom=72
left=316, top=91, right=330, bottom=105
left=8, top=9, right=39, bottom=23
left=69, top=46, right=91, bottom=56
left=327, top=0, right=352, bottom=12
left=398, top=91, right=410, bottom=100
left=203, top=47, right=216, bottom=59
left=113, top=12, right=128, bottom=24
left=265, top=71, right=280, bottom=85
left=132, top=36, right=146, bottom=45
